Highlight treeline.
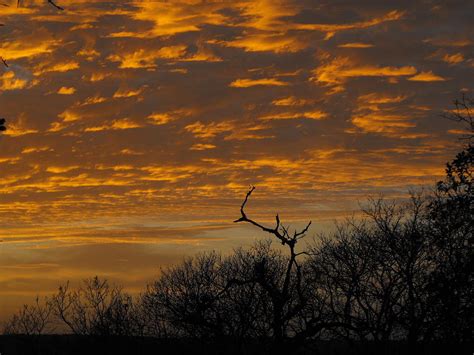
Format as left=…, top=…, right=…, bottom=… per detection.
left=2, top=98, right=473, bottom=352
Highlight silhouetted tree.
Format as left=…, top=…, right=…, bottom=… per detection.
left=143, top=252, right=228, bottom=338
left=50, top=276, right=138, bottom=336
left=426, top=108, right=473, bottom=341
left=2, top=296, right=53, bottom=335
left=231, top=186, right=318, bottom=350
left=142, top=241, right=294, bottom=347
left=310, top=195, right=434, bottom=344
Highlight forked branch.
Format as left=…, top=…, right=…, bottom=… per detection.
left=234, top=186, right=311, bottom=247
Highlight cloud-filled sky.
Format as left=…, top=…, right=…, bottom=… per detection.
left=0, top=0, right=473, bottom=319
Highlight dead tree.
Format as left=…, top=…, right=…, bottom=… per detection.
left=233, top=186, right=312, bottom=346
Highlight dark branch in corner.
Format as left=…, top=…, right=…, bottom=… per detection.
left=441, top=93, right=474, bottom=141
left=1, top=1, right=63, bottom=69
left=47, top=0, right=63, bottom=10
left=15, top=0, right=63, bottom=10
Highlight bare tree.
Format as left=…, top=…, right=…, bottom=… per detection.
left=231, top=186, right=316, bottom=348
left=143, top=252, right=242, bottom=339
left=3, top=296, right=53, bottom=335
left=310, top=195, right=439, bottom=344
left=50, top=276, right=136, bottom=336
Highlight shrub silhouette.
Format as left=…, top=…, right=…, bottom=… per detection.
left=50, top=277, right=139, bottom=336
left=3, top=296, right=53, bottom=335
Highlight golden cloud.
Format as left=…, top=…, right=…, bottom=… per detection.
left=57, top=86, right=76, bottom=95
left=229, top=78, right=289, bottom=87
left=34, top=61, right=79, bottom=76
left=338, top=43, right=374, bottom=48
left=2, top=114, right=38, bottom=137
left=272, top=96, right=312, bottom=106
left=190, top=143, right=216, bottom=151
left=0, top=71, right=29, bottom=91
left=312, top=56, right=417, bottom=93
left=113, top=87, right=144, bottom=98
left=46, top=166, right=79, bottom=174
left=357, top=93, right=407, bottom=104
left=351, top=113, right=415, bottom=134
left=259, top=110, right=327, bottom=120
left=0, top=38, right=58, bottom=60
left=85, top=119, right=142, bottom=132
left=223, top=33, right=308, bottom=53
left=407, top=71, right=446, bottom=82
left=295, top=10, right=405, bottom=34
left=185, top=121, right=234, bottom=138
left=21, top=146, right=50, bottom=154
left=442, top=53, right=464, bottom=64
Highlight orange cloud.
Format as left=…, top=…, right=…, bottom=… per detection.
left=21, top=147, right=50, bottom=154
left=312, top=56, right=417, bottom=92
left=230, top=78, right=289, bottom=88
left=113, top=87, right=144, bottom=98
left=259, top=110, right=327, bottom=120
left=110, top=1, right=228, bottom=38
left=351, top=113, right=415, bottom=134
left=2, top=114, right=38, bottom=137
left=338, top=43, right=374, bottom=48
left=442, top=53, right=464, bottom=64
left=0, top=39, right=58, bottom=60
left=223, top=34, right=308, bottom=53
left=58, top=110, right=80, bottom=122
left=185, top=121, right=234, bottom=138
left=295, top=10, right=405, bottom=35
left=85, top=119, right=142, bottom=132
left=190, top=143, right=216, bottom=151
left=0, top=71, right=30, bottom=91
left=407, top=71, right=446, bottom=82
left=34, top=61, right=79, bottom=76
left=272, top=96, right=312, bottom=106
left=46, top=166, right=79, bottom=174
left=358, top=93, right=407, bottom=104
left=57, top=86, right=76, bottom=95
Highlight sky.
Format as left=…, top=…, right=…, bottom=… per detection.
left=0, top=0, right=473, bottom=320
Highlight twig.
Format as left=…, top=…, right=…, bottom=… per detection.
left=48, top=0, right=63, bottom=10
left=1, top=56, right=8, bottom=67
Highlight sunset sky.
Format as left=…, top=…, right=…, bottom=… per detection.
left=0, top=0, right=473, bottom=320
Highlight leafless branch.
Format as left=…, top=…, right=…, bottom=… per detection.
left=47, top=0, right=63, bottom=10
left=442, top=93, right=474, bottom=141
left=234, top=186, right=311, bottom=248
